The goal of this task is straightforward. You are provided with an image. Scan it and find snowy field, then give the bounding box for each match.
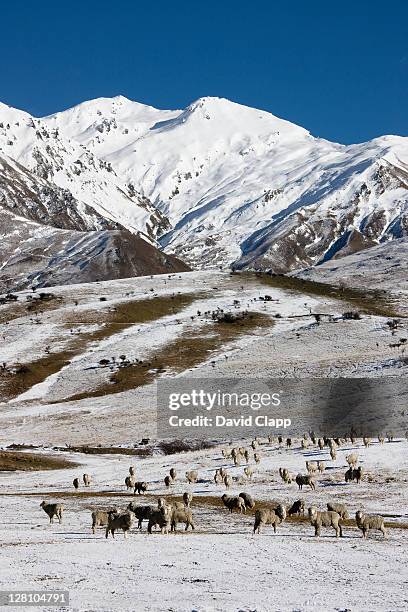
[0,438,408,611]
[0,270,407,446]
[1,270,407,610]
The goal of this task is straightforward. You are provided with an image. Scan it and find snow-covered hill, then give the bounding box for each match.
[0,154,188,291]
[0,101,169,241]
[44,95,408,271]
[2,95,408,279]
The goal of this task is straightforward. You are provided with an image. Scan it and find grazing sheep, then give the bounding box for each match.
[346,452,359,468]
[296,474,316,491]
[222,448,231,459]
[279,467,294,484]
[40,501,63,524]
[244,449,250,463]
[125,476,135,491]
[129,466,135,476]
[278,435,283,445]
[169,468,177,481]
[73,477,80,490]
[363,437,371,448]
[306,461,318,474]
[183,492,193,507]
[239,492,255,510]
[244,466,253,479]
[147,507,171,534]
[91,509,112,533]
[330,447,337,461]
[318,438,324,450]
[170,505,195,531]
[268,435,275,444]
[105,511,134,539]
[387,431,394,443]
[378,435,385,445]
[134,481,148,495]
[83,473,91,487]
[251,440,258,450]
[345,466,364,484]
[288,499,305,516]
[222,494,246,514]
[231,448,239,461]
[317,461,325,473]
[233,454,241,467]
[308,506,342,537]
[301,439,309,450]
[127,503,153,529]
[164,475,172,488]
[355,510,386,539]
[157,497,169,511]
[286,438,292,448]
[253,504,286,534]
[214,469,223,485]
[219,467,227,479]
[185,470,198,484]
[327,502,349,519]
[224,475,232,489]
[254,453,261,464]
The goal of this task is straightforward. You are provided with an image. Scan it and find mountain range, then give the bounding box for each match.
[0,95,407,290]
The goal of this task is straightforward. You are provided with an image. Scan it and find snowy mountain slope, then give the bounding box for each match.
[0,154,188,291]
[2,95,408,274]
[45,95,408,271]
[294,236,408,294]
[0,101,169,241]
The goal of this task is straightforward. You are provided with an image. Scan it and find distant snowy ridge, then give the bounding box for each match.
[1,95,408,279]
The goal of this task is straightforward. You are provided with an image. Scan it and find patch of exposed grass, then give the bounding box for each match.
[0,451,79,471]
[0,293,200,402]
[63,311,273,402]
[0,295,63,324]
[251,272,405,318]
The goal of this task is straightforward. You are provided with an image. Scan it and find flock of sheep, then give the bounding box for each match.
[39,432,393,541]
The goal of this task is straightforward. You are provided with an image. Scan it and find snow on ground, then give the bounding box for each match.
[0,438,408,611]
[1,270,407,446]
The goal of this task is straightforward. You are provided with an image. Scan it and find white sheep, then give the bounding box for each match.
[185,470,198,484]
[253,504,286,534]
[327,502,349,519]
[355,511,386,539]
[308,506,342,537]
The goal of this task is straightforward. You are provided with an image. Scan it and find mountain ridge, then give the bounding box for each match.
[1,95,407,284]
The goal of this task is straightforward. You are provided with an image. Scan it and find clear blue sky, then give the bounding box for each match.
[1,0,407,143]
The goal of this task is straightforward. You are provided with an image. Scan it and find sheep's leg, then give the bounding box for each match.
[105,528,109,539]
[124,530,127,539]
[314,525,320,537]
[339,524,343,537]
[381,526,387,539]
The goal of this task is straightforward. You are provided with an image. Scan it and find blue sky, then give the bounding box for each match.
[1,0,407,143]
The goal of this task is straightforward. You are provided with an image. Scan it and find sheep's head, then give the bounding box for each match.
[308,506,318,519]
[40,501,45,508]
[355,510,364,522]
[276,504,286,520]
